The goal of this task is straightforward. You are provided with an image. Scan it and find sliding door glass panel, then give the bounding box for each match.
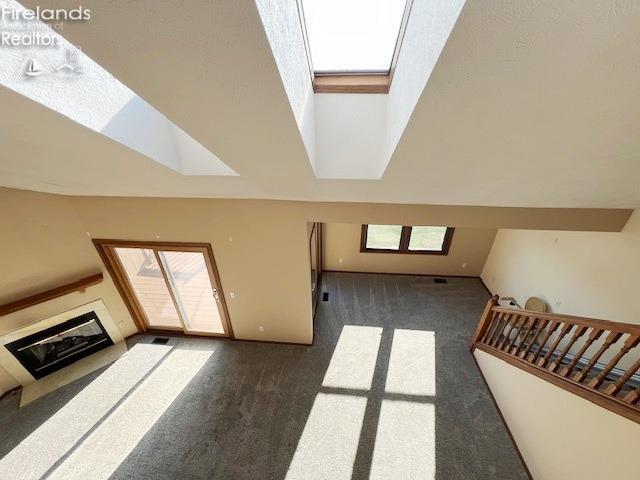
[159,251,225,334]
[114,247,182,329]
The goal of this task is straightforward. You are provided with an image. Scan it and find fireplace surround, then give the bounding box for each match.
[5,311,114,380]
[0,299,126,406]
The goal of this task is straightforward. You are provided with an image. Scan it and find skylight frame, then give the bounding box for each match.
[297,0,414,93]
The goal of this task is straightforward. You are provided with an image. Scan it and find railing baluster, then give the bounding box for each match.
[604,355,640,396]
[481,311,501,344]
[559,328,603,377]
[520,318,547,359]
[538,322,572,368]
[513,316,536,356]
[572,331,623,383]
[587,334,640,389]
[497,313,517,350]
[489,312,509,347]
[505,314,525,352]
[548,325,588,373]
[528,320,559,363]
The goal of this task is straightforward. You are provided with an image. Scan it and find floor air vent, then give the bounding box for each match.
[433,278,448,284]
[152,337,170,345]
[322,292,329,301]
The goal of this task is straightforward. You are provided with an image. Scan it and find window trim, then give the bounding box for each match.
[313,74,390,94]
[298,0,415,94]
[360,225,455,255]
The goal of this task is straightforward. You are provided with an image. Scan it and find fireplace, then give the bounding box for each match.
[5,311,114,380]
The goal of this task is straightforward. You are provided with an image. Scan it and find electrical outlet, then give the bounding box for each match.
[258,325,264,332]
[229,291,236,299]
[339,257,343,264]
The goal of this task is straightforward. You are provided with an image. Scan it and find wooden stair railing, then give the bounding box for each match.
[471,295,640,423]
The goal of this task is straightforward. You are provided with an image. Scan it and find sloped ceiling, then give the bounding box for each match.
[3,0,640,208]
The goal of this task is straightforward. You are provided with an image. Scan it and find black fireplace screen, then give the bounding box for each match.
[5,311,114,379]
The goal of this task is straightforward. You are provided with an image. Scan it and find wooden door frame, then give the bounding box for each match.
[93,239,234,338]
[309,222,322,320]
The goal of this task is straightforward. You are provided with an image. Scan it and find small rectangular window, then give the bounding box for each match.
[361,225,454,255]
[365,224,403,251]
[408,226,448,252]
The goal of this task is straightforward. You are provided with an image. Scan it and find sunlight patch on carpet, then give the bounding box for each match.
[48,346,213,480]
[322,325,382,390]
[285,392,367,480]
[385,329,436,396]
[370,400,435,479]
[0,343,170,480]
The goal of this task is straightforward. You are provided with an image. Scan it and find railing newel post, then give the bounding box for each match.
[470,294,499,352]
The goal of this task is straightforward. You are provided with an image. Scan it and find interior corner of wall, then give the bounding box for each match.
[622,209,640,234]
[0,364,19,396]
[301,85,317,173]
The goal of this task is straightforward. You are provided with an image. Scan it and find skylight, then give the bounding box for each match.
[0,0,237,176]
[301,0,408,74]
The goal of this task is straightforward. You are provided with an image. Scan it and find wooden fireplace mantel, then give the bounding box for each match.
[0,273,103,317]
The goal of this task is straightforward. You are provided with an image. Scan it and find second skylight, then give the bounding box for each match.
[301,0,408,74]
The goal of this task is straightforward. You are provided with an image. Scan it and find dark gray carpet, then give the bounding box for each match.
[0,272,528,479]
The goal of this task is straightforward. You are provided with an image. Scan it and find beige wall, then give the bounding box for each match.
[0,187,633,395]
[481,210,640,324]
[323,223,496,276]
[0,189,314,394]
[0,191,139,395]
[475,349,640,480]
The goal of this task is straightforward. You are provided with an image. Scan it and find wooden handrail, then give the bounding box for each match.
[0,273,103,317]
[471,297,640,423]
[491,306,640,336]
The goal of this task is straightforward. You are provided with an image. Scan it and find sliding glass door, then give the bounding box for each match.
[159,250,225,334]
[96,241,232,337]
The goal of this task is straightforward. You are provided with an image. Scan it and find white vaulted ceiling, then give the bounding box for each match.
[2,0,640,208]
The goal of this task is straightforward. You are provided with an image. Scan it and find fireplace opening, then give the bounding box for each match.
[5,311,114,380]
